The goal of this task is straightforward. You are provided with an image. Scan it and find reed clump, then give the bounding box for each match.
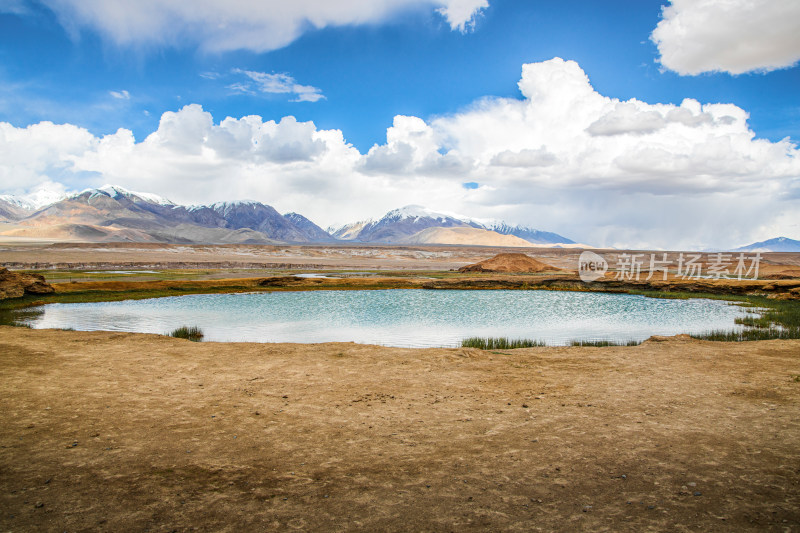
[169,325,204,342]
[461,337,546,349]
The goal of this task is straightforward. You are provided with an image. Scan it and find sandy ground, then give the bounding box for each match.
[1,243,798,278]
[1,327,799,531]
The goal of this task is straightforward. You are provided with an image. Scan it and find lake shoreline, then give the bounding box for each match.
[3,272,799,310]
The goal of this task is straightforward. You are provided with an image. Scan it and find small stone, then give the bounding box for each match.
[582,505,592,512]
[687,482,697,487]
[621,474,627,479]
[34,502,44,508]
[693,491,702,497]
[647,505,655,510]
[522,404,529,408]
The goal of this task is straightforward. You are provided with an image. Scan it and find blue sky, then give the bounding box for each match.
[3,0,797,150]
[0,0,799,249]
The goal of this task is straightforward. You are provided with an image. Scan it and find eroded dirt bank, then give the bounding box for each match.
[1,327,798,531]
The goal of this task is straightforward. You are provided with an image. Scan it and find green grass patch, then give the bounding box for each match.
[169,325,204,342]
[461,337,547,349]
[570,339,641,347]
[690,296,800,342]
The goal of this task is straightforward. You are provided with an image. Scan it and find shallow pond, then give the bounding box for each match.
[18,289,747,347]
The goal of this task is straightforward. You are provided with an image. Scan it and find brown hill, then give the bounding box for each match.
[0,268,55,300]
[458,253,562,273]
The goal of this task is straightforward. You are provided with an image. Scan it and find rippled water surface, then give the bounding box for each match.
[21,289,746,347]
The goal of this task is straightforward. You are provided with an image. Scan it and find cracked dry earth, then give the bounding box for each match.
[1,327,799,531]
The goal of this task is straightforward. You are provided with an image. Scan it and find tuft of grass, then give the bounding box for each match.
[692,327,799,342]
[169,325,204,342]
[570,339,641,347]
[461,337,547,350]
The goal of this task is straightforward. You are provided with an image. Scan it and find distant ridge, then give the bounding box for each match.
[330,205,576,246]
[1,188,578,247]
[0,185,334,244]
[734,237,800,253]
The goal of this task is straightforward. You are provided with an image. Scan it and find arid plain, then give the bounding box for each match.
[1,242,800,531]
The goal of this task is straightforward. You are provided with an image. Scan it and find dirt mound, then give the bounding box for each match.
[458,253,562,273]
[0,268,55,299]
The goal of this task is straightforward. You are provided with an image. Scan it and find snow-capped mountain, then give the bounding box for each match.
[78,184,175,206]
[330,205,483,243]
[330,205,575,246]
[1,188,577,247]
[1,182,70,212]
[4,185,335,244]
[481,221,575,245]
[0,197,29,222]
[734,237,800,253]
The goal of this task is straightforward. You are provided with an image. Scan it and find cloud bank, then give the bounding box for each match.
[32,0,489,52]
[652,0,800,75]
[1,58,798,249]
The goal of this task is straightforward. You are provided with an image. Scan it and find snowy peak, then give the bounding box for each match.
[331,205,575,245]
[210,200,262,210]
[0,195,34,211]
[481,221,575,245]
[385,205,468,223]
[0,184,69,211]
[329,220,373,240]
[72,184,175,206]
[735,236,800,252]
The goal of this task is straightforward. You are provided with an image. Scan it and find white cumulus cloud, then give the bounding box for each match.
[437,0,488,32]
[651,0,800,75]
[32,0,490,52]
[1,58,798,249]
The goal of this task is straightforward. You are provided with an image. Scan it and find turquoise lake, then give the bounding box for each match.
[19,289,748,347]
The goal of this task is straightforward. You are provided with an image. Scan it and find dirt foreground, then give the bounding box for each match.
[1,327,799,531]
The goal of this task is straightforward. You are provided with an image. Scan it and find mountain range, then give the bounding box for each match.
[733,237,800,253]
[328,205,579,247]
[0,185,578,247]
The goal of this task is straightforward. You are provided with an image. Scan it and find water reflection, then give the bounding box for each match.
[18,289,746,348]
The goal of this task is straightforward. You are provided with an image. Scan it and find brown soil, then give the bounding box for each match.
[1,327,799,531]
[458,252,563,273]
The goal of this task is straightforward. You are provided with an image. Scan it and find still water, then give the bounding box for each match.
[20,289,746,347]
[18,289,744,347]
